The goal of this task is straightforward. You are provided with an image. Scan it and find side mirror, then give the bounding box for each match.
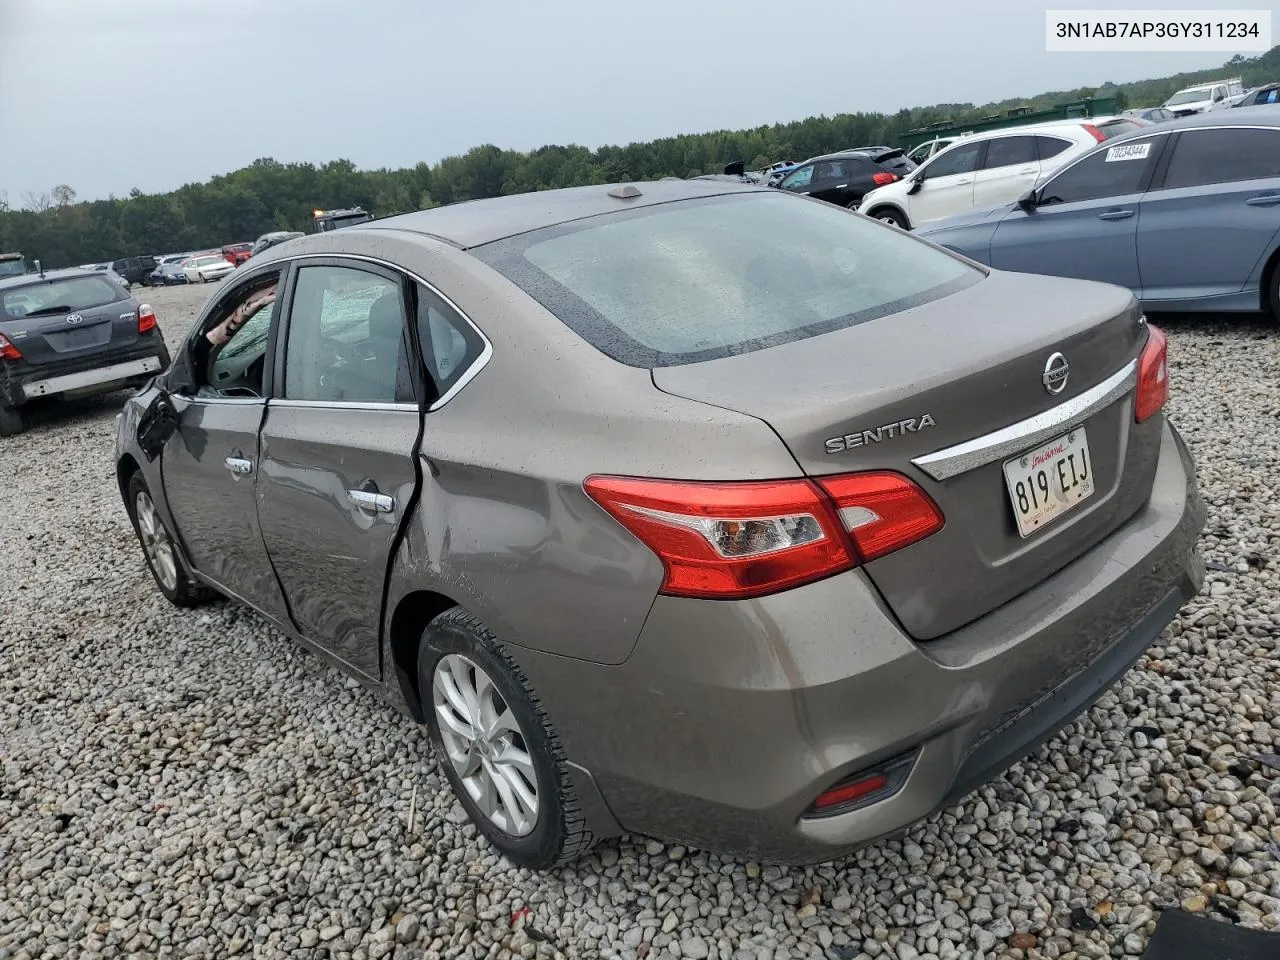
[1017,188,1038,212]
[907,176,923,195]
[166,347,197,398]
[136,391,179,461]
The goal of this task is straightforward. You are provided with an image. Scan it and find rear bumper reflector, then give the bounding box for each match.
[22,356,162,399]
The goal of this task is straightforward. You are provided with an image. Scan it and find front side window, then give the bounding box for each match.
[1039,138,1160,205]
[924,142,983,179]
[283,265,412,403]
[203,273,283,398]
[475,192,982,368]
[982,136,1037,169]
[1163,128,1280,190]
[1,275,125,318]
[780,165,814,190]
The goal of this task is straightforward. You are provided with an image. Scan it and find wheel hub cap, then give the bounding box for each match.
[135,490,178,591]
[432,653,539,837]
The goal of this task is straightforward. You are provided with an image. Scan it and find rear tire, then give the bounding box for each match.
[0,403,23,437]
[419,608,597,869]
[125,472,216,607]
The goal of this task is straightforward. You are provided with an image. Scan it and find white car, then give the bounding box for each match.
[905,135,970,165]
[182,254,235,284]
[857,116,1146,231]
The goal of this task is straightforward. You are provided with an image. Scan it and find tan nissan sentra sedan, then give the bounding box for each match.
[115,179,1205,868]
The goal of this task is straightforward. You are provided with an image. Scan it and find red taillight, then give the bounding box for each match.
[817,472,944,563]
[872,172,899,187]
[1082,123,1107,143]
[583,471,942,600]
[814,773,889,810]
[0,332,21,361]
[1135,323,1168,423]
[138,304,157,333]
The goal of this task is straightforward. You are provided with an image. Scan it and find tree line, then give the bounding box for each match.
[3,45,1278,269]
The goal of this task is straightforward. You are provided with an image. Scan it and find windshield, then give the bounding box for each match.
[2,275,126,318]
[1167,88,1211,106]
[0,259,25,278]
[475,192,981,367]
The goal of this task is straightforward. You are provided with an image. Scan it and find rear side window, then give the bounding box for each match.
[1163,128,1280,189]
[1035,136,1073,159]
[1,276,125,318]
[780,165,814,190]
[982,136,1037,169]
[1040,138,1160,205]
[475,193,982,368]
[414,284,486,401]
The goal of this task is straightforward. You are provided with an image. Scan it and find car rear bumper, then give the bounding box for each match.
[1,338,171,407]
[513,418,1205,862]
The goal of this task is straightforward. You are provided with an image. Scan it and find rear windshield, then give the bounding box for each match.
[474,192,982,367]
[2,275,126,318]
[1095,119,1144,139]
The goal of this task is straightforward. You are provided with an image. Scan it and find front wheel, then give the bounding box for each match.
[125,472,216,607]
[419,608,597,869]
[868,207,909,229]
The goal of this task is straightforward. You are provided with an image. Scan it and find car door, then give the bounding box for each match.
[255,259,424,678]
[806,159,851,206]
[987,133,1167,292]
[1137,126,1280,302]
[160,266,292,622]
[971,135,1040,210]
[904,139,984,226]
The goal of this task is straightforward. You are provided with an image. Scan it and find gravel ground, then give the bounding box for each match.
[3,283,1280,960]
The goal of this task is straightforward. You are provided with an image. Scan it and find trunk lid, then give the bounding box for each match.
[652,270,1158,640]
[0,275,138,367]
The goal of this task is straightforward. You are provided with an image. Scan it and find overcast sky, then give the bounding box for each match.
[0,0,1261,205]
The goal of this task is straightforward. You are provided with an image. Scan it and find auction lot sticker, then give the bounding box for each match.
[1046,10,1271,52]
[1106,143,1152,163]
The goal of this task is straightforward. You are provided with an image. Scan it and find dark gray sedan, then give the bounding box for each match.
[916,107,1280,318]
[115,179,1204,868]
[0,268,171,435]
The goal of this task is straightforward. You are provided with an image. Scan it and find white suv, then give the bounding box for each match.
[858,117,1146,230]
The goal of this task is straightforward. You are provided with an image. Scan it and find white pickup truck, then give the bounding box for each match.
[1163,77,1245,116]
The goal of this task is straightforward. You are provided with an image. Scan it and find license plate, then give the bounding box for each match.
[1003,428,1094,538]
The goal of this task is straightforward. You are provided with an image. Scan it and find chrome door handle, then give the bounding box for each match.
[347,489,395,513]
[224,456,253,476]
[955,178,973,184]
[1097,209,1134,221]
[1246,194,1280,206]
[835,183,848,188]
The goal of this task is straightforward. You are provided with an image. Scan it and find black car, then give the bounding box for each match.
[0,268,171,435]
[772,151,906,208]
[111,255,159,286]
[841,145,918,177]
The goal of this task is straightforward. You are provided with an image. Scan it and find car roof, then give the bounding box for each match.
[1104,103,1280,143]
[0,268,106,291]
[360,178,765,249]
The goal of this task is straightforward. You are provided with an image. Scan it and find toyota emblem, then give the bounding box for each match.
[65,314,83,325]
[1042,352,1069,395]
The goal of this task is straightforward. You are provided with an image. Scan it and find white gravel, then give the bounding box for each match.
[3,285,1280,960]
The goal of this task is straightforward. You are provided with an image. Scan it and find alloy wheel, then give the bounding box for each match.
[432,653,540,836]
[135,490,178,591]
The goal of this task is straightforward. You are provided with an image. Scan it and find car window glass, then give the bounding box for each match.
[204,274,284,398]
[284,264,413,403]
[1039,140,1158,204]
[1,275,125,317]
[1035,136,1073,159]
[924,142,982,179]
[780,165,814,190]
[814,160,848,181]
[981,136,1037,170]
[414,284,485,401]
[1163,128,1280,189]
